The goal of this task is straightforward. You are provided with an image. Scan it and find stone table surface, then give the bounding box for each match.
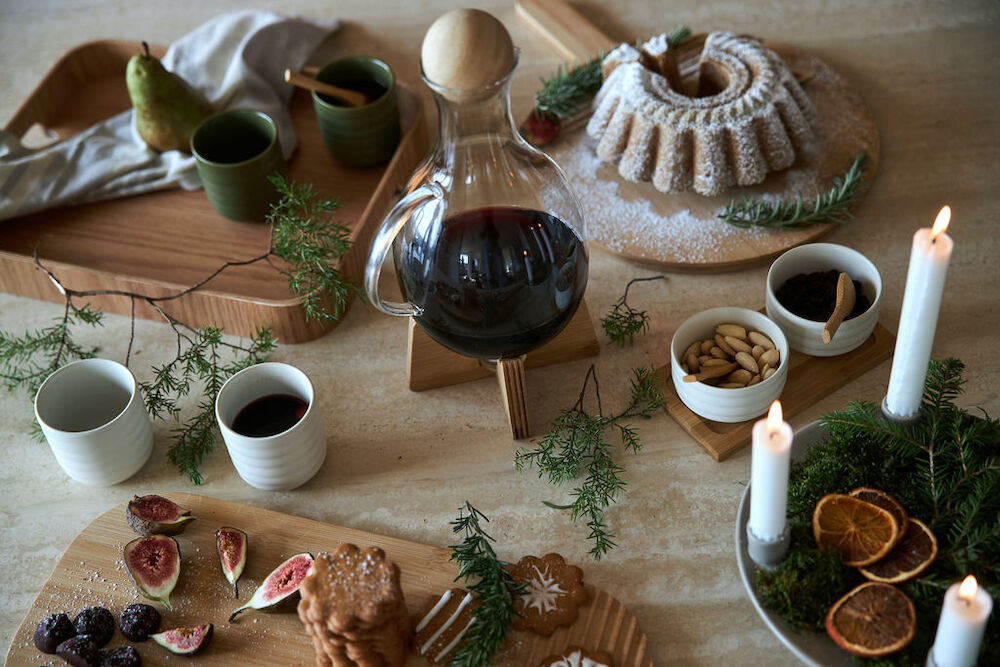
[1,0,998,664]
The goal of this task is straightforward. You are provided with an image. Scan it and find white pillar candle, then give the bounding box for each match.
[930,575,993,667]
[885,206,954,418]
[748,401,793,541]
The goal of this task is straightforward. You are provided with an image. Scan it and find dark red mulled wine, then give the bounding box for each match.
[231,393,308,438]
[395,206,588,360]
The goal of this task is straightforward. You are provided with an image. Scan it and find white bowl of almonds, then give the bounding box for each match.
[670,307,789,423]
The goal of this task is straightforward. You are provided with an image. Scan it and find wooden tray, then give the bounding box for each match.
[6,493,652,666]
[517,0,880,273]
[658,321,895,461]
[0,40,430,343]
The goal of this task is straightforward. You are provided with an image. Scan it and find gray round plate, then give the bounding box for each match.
[735,420,854,666]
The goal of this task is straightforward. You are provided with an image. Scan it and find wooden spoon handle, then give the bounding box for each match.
[283,70,367,107]
[823,272,856,343]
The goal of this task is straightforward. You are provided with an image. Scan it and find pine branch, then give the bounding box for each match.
[600,275,664,346]
[757,358,1000,663]
[516,365,665,558]
[447,502,523,667]
[719,152,869,229]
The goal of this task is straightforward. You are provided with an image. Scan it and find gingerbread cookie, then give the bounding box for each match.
[412,587,478,664]
[540,645,615,667]
[507,553,588,636]
[297,544,411,666]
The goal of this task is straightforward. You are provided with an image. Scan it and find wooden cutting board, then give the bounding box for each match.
[6,493,652,666]
[516,0,880,273]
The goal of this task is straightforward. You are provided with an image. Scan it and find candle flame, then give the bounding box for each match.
[767,400,783,431]
[931,205,951,240]
[959,575,978,601]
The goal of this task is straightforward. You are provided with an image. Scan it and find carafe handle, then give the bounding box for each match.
[364,183,445,317]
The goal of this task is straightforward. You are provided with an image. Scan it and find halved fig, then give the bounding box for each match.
[216,526,248,597]
[124,535,181,610]
[229,552,314,622]
[126,494,195,536]
[151,623,213,655]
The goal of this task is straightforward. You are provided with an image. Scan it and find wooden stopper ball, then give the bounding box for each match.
[421,9,515,91]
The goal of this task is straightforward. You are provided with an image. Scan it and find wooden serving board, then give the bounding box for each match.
[0,40,429,343]
[657,321,895,461]
[517,0,880,273]
[6,493,652,666]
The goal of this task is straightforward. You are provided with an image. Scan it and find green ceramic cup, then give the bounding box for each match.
[191,110,286,223]
[312,57,400,169]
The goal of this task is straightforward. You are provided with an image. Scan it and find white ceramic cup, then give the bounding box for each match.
[215,362,326,491]
[34,358,154,486]
[765,243,882,357]
[670,307,789,423]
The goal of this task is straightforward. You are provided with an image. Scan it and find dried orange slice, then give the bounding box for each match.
[849,487,909,536]
[812,493,900,566]
[825,582,916,657]
[859,518,938,583]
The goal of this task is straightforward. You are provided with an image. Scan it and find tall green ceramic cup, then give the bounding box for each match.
[191,110,285,223]
[312,57,400,169]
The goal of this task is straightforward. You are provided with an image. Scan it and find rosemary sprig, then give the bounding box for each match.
[515,365,666,558]
[0,176,355,484]
[719,151,869,228]
[448,502,523,667]
[600,275,664,346]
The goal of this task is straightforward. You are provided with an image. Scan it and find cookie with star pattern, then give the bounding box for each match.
[506,553,588,636]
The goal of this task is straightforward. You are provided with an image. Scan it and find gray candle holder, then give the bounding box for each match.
[746,522,790,570]
[881,396,920,424]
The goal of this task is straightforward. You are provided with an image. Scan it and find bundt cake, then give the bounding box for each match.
[586,31,816,197]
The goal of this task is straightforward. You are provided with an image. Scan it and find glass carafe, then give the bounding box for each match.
[364,52,588,361]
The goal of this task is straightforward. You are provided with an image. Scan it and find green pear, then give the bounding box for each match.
[126,42,214,152]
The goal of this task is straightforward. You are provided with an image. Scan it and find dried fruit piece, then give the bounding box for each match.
[56,635,100,666]
[98,645,142,667]
[119,603,161,642]
[124,535,181,610]
[825,582,916,657]
[848,487,909,536]
[151,624,213,655]
[813,494,900,567]
[230,552,314,622]
[126,495,195,536]
[216,526,248,597]
[33,612,75,654]
[73,606,115,647]
[859,518,938,584]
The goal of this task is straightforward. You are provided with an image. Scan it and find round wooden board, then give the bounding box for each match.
[7,493,652,666]
[548,39,880,273]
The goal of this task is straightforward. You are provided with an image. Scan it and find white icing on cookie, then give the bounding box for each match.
[415,589,452,633]
[548,648,611,667]
[435,617,475,662]
[420,592,473,654]
[523,563,567,613]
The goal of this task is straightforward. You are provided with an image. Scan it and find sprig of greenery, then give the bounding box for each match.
[1,303,102,393]
[600,275,664,346]
[515,365,666,558]
[755,359,1000,664]
[719,152,869,229]
[448,502,523,667]
[268,174,359,323]
[0,177,355,484]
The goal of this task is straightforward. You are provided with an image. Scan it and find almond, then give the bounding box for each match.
[716,324,747,339]
[760,348,780,368]
[700,339,714,354]
[735,351,759,373]
[714,334,736,356]
[682,363,689,374]
[752,344,765,360]
[684,341,702,361]
[686,353,700,373]
[703,358,732,367]
[762,366,776,380]
[747,374,762,386]
[698,354,713,365]
[748,331,775,350]
[726,369,753,384]
[719,382,746,389]
[710,346,729,359]
[725,335,753,354]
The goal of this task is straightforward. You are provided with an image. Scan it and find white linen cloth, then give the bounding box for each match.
[0,10,338,221]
